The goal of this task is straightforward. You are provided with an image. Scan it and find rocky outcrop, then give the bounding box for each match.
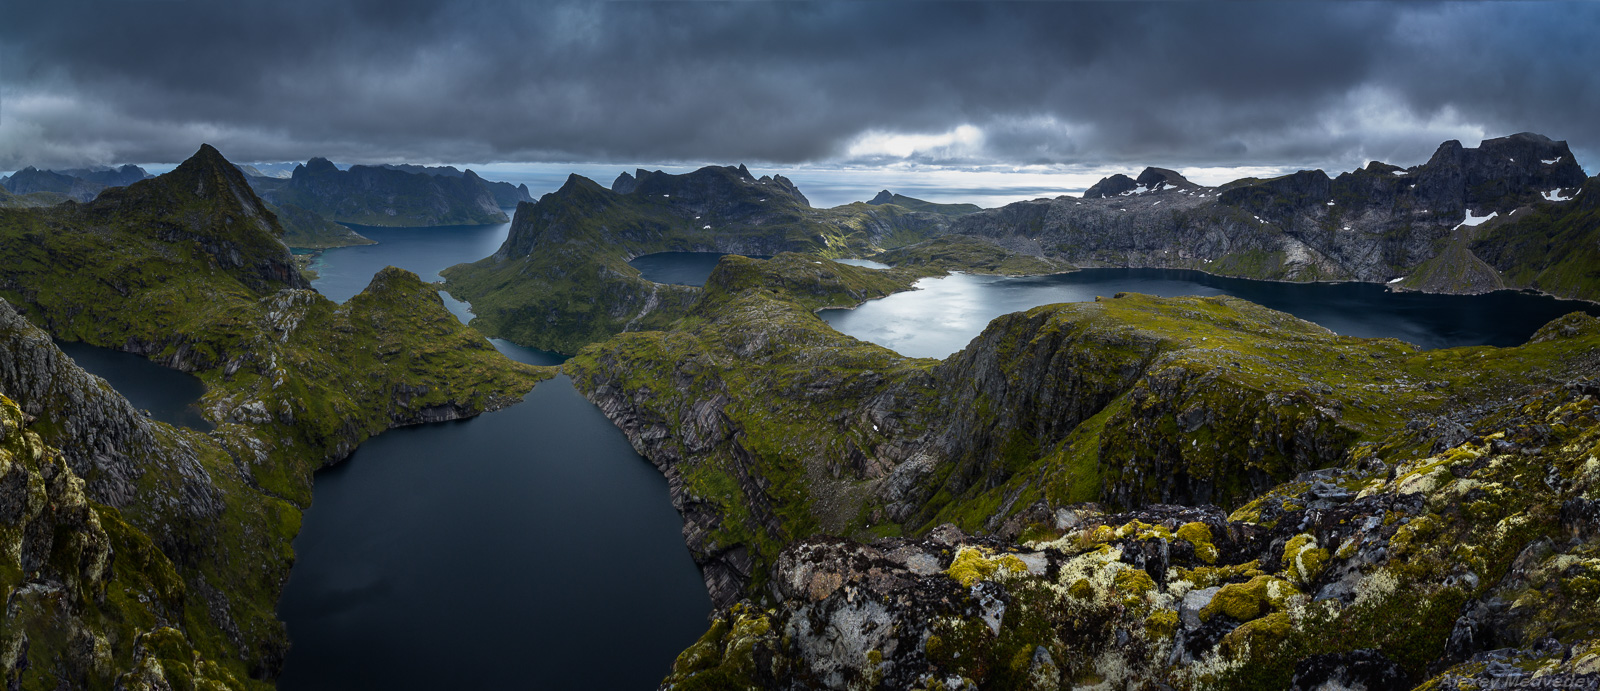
[0,300,219,515]
[666,374,1600,690]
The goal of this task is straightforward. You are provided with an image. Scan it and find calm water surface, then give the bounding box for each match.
[835,258,891,270]
[629,252,768,286]
[820,268,1600,359]
[276,376,710,690]
[53,340,213,430]
[287,223,708,687]
[309,222,514,303]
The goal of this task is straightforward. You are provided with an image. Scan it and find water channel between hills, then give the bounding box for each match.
[818,267,1600,359]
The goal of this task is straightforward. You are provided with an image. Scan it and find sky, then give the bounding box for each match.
[2,1,1596,206]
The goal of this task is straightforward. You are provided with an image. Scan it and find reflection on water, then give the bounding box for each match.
[53,340,214,431]
[820,268,1600,359]
[276,376,709,690]
[835,258,891,270]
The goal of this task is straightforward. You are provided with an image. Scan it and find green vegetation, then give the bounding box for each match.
[865,190,984,217]
[1472,177,1600,301]
[268,202,374,249]
[879,235,1073,275]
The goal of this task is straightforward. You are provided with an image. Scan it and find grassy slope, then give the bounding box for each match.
[269,202,374,249]
[868,192,983,217]
[1471,178,1600,301]
[0,147,548,689]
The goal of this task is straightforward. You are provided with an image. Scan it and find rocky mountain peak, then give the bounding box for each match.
[1136,167,1199,191]
[300,157,339,175]
[868,190,896,205]
[611,171,639,194]
[1082,173,1138,199]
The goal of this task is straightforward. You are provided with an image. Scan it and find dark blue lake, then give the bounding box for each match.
[53,339,213,430]
[279,222,710,687]
[819,267,1600,359]
[276,376,710,690]
[629,252,769,286]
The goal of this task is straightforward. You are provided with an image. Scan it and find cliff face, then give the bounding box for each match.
[946,133,1591,294]
[1471,176,1600,301]
[443,166,955,354]
[246,157,510,227]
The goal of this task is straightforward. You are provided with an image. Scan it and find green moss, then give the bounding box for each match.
[1282,534,1330,585]
[947,546,1027,588]
[1201,575,1300,623]
[1176,522,1219,564]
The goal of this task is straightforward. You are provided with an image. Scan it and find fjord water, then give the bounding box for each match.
[305,222,514,302]
[53,340,213,430]
[820,268,1600,359]
[305,219,564,366]
[276,376,710,690]
[286,222,708,686]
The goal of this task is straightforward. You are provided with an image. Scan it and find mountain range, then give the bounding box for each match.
[0,164,152,203]
[242,158,513,227]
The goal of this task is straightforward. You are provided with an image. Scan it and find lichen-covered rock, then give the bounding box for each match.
[666,375,1600,689]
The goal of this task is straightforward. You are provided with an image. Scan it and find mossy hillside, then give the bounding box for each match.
[566,255,944,605]
[267,202,373,250]
[0,185,72,209]
[0,394,268,690]
[877,235,1073,276]
[914,295,1600,536]
[1393,226,1507,295]
[1472,177,1600,301]
[667,378,1600,689]
[442,168,956,354]
[569,247,1600,612]
[864,190,984,218]
[0,148,548,686]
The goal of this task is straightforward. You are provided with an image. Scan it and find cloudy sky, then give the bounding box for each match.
[3,1,1596,191]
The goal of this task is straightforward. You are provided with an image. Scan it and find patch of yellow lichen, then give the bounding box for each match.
[946,546,1028,588]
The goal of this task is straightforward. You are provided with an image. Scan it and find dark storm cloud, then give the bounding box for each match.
[1,1,1596,173]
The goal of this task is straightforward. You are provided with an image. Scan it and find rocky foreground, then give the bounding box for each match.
[665,373,1600,689]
